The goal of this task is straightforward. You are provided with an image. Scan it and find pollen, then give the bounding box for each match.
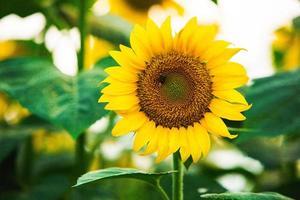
[137,51,213,128]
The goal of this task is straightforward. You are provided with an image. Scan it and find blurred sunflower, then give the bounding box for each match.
[105,0,184,24]
[99,17,250,163]
[0,41,29,124]
[33,129,75,154]
[85,35,114,70]
[272,22,300,71]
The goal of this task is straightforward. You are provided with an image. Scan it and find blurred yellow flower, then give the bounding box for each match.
[33,129,75,154]
[272,25,300,71]
[99,17,250,163]
[0,41,21,60]
[85,35,114,70]
[0,41,29,124]
[105,0,184,24]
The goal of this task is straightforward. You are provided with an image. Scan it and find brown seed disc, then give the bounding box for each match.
[137,51,213,128]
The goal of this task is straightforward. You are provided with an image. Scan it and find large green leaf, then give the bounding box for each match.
[238,69,300,141]
[0,126,32,163]
[201,192,293,200]
[0,57,108,138]
[74,167,175,187]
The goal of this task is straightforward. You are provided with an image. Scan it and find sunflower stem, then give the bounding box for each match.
[172,152,184,200]
[155,180,170,200]
[78,0,87,71]
[74,0,88,177]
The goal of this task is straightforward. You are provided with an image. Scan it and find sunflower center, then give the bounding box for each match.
[159,72,190,103]
[125,0,163,11]
[137,51,213,128]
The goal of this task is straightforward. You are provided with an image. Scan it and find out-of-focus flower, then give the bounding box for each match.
[99,17,250,163]
[85,35,114,70]
[0,40,23,60]
[0,42,29,124]
[272,23,300,71]
[33,129,75,154]
[96,0,184,24]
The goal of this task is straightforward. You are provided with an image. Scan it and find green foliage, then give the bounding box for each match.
[292,16,300,30]
[201,192,293,200]
[0,126,32,163]
[237,68,300,141]
[0,57,108,138]
[211,0,218,5]
[94,56,118,69]
[88,15,132,46]
[74,167,175,187]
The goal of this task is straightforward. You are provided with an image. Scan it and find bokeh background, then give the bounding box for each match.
[0,0,300,199]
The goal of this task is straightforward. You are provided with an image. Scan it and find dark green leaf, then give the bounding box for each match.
[201,192,293,200]
[94,56,118,69]
[238,69,300,141]
[74,167,175,187]
[0,57,108,138]
[0,126,32,163]
[183,156,193,170]
[90,15,132,46]
[292,16,300,31]
[211,0,218,5]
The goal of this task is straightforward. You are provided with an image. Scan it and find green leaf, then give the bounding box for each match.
[201,192,293,200]
[90,15,132,46]
[211,0,218,5]
[292,16,300,31]
[238,69,300,141]
[0,57,108,138]
[74,167,175,187]
[0,126,32,163]
[183,156,193,170]
[94,56,118,69]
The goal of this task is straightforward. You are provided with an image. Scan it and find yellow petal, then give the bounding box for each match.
[146,19,163,54]
[101,81,137,95]
[212,76,249,90]
[179,127,190,162]
[133,120,155,151]
[213,89,248,105]
[104,94,139,111]
[193,123,211,157]
[210,62,247,76]
[105,66,138,82]
[176,17,198,52]
[179,147,190,162]
[119,45,145,70]
[143,127,159,155]
[192,24,219,55]
[187,126,201,162]
[202,112,237,138]
[112,112,147,136]
[207,48,243,68]
[156,127,170,162]
[208,99,246,121]
[130,25,153,60]
[160,16,173,50]
[201,40,231,61]
[168,127,180,154]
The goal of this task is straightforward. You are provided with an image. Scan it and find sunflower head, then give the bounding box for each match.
[99,17,250,163]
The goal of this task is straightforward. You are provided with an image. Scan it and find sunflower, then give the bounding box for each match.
[99,17,250,163]
[106,0,183,24]
[272,25,300,71]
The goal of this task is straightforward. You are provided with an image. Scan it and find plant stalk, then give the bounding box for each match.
[78,0,87,71]
[172,152,183,200]
[74,0,88,177]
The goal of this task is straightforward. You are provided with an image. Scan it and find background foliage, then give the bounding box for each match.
[0,0,299,199]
